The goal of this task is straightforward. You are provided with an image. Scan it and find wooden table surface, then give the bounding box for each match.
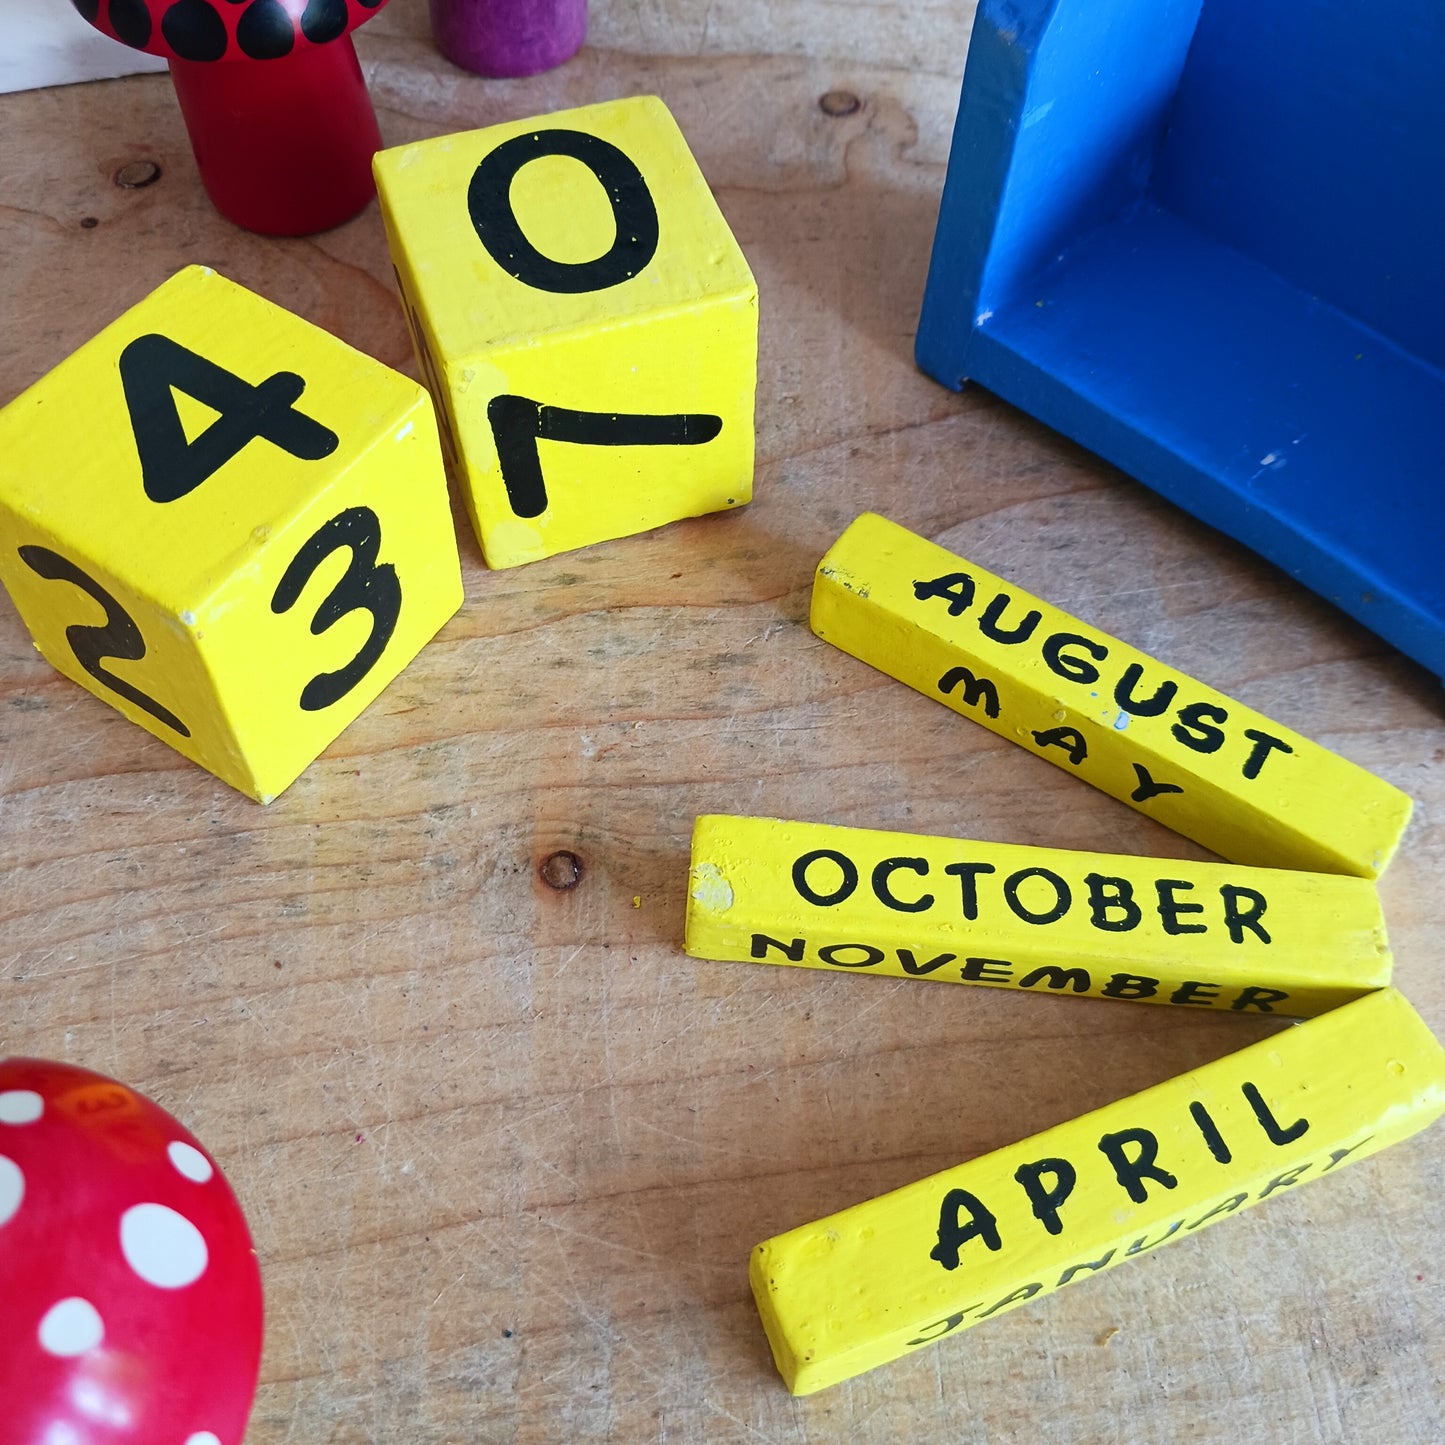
[2,3,1442,1441]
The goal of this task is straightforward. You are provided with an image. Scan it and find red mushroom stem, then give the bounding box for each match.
[168,37,382,236]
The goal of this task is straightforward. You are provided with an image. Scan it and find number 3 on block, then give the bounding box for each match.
[375,95,759,568]
[0,265,463,803]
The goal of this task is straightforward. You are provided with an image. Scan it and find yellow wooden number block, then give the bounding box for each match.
[751,987,1445,1395]
[686,815,1391,1017]
[374,96,758,569]
[812,513,1412,877]
[0,266,462,803]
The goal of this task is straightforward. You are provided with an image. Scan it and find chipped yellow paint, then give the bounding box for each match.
[0,266,461,802]
[751,988,1445,1394]
[810,513,1412,877]
[686,814,1391,1017]
[375,96,758,569]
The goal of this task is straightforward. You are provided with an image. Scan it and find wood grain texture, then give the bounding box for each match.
[0,4,1441,1441]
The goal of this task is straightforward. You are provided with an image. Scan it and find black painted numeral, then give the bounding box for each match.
[467,129,660,294]
[120,333,338,503]
[18,545,189,736]
[488,394,723,519]
[271,507,402,712]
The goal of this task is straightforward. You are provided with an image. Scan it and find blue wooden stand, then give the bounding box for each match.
[917,0,1445,682]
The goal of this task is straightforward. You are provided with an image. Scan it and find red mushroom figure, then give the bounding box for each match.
[71,0,392,235]
[0,1057,264,1445]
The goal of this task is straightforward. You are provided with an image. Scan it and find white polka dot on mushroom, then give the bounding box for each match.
[0,1154,23,1226]
[0,1090,43,1124]
[39,1297,104,1356]
[120,1203,209,1288]
[185,1434,222,1445]
[167,1140,215,1184]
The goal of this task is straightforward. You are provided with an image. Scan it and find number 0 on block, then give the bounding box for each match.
[374,96,758,568]
[0,266,462,802]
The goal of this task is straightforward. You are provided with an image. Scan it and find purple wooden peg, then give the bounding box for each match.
[430,0,587,77]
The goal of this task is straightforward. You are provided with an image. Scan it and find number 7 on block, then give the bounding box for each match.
[375,95,758,569]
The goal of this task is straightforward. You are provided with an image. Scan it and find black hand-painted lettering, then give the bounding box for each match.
[906,1308,978,1346]
[937,665,1000,718]
[488,394,722,520]
[978,1283,1042,1318]
[977,591,1041,644]
[1172,701,1228,753]
[1031,725,1088,764]
[1017,965,1090,993]
[1014,1157,1076,1235]
[1098,1127,1178,1203]
[959,956,1013,983]
[751,934,805,962]
[1130,762,1184,803]
[1220,884,1271,944]
[1125,1221,1184,1255]
[1230,986,1289,1012]
[119,333,337,503]
[911,572,976,616]
[1155,878,1206,935]
[931,1188,1002,1270]
[1322,1137,1372,1171]
[1257,1163,1312,1198]
[1101,972,1159,999]
[897,949,957,976]
[1041,630,1106,684]
[271,506,401,712]
[1189,1101,1232,1162]
[871,856,933,913]
[791,849,858,907]
[1114,662,1178,717]
[18,545,189,736]
[1084,873,1141,931]
[817,943,883,968]
[944,861,995,920]
[1170,980,1222,1007]
[1241,727,1294,779]
[1241,1081,1309,1145]
[1001,866,1071,924]
[1057,1249,1116,1285]
[468,129,659,293]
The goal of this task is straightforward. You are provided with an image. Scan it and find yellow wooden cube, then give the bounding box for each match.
[686,815,1392,1018]
[812,513,1413,877]
[373,96,758,569]
[0,266,462,803]
[752,987,1445,1394]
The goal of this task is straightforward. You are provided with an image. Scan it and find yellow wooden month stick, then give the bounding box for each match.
[750,988,1445,1394]
[687,814,1391,1017]
[811,513,1413,877]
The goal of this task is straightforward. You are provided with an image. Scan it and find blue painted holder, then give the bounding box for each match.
[917,0,1445,682]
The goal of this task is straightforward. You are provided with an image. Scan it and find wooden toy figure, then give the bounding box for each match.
[0,1057,264,1443]
[70,0,394,235]
[430,0,586,76]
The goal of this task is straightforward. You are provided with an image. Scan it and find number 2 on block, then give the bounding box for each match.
[17,545,189,736]
[119,333,338,504]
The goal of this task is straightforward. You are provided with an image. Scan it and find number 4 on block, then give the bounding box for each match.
[374,96,758,568]
[0,266,462,802]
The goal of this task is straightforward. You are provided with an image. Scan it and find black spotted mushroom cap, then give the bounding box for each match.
[71,0,390,63]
